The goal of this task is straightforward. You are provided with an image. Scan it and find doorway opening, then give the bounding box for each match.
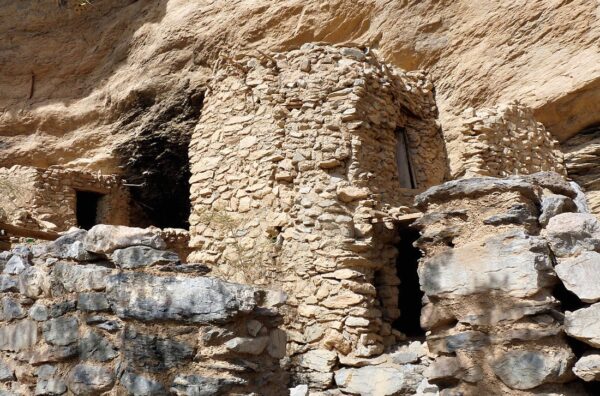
[393,224,425,338]
[76,190,104,230]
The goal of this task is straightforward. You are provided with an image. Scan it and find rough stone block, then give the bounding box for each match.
[106,273,258,323]
[573,353,600,382]
[120,371,166,396]
[77,293,109,312]
[43,316,79,346]
[52,263,111,293]
[83,225,166,254]
[492,349,573,390]
[67,364,115,395]
[555,251,600,303]
[565,303,600,347]
[334,365,424,396]
[0,319,37,352]
[545,213,600,257]
[419,231,554,298]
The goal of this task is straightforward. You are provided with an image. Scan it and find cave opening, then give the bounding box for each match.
[76,190,104,230]
[115,87,204,230]
[393,224,426,339]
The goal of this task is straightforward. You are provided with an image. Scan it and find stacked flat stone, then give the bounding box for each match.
[188,43,448,390]
[0,225,287,396]
[457,101,566,178]
[414,172,588,394]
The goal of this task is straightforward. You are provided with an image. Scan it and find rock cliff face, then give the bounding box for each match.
[1,0,598,175]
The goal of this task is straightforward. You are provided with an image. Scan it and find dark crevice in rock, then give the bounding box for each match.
[115,83,204,229]
[393,226,426,339]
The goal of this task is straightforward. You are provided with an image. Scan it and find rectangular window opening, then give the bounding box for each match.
[395,127,417,189]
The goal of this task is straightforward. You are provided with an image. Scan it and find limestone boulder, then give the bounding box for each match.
[492,348,574,390]
[565,303,600,347]
[419,230,555,298]
[555,251,600,303]
[334,365,424,396]
[573,353,600,382]
[106,273,259,323]
[83,225,166,255]
[545,213,600,257]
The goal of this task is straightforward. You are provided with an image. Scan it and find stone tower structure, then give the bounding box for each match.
[188,44,448,387]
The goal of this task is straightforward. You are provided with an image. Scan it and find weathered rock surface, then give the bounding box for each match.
[545,213,600,257]
[565,303,600,347]
[67,364,115,395]
[492,349,574,390]
[0,319,37,352]
[106,273,258,323]
[555,251,600,303]
[573,353,600,382]
[120,371,166,396]
[334,365,424,396]
[52,263,111,293]
[83,225,166,254]
[1,0,597,177]
[419,230,554,298]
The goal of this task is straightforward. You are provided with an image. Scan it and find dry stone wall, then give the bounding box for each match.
[188,44,448,389]
[0,225,287,396]
[414,172,594,395]
[454,101,566,179]
[0,165,128,232]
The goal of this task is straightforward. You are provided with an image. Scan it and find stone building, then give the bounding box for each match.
[2,42,600,395]
[187,43,577,393]
[0,165,129,232]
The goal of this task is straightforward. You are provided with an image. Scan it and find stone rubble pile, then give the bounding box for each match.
[414,172,591,395]
[0,225,287,395]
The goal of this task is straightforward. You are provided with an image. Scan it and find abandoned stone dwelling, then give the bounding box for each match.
[1,43,600,396]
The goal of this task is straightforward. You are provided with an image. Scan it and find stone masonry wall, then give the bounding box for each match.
[454,101,566,179]
[188,44,448,389]
[0,165,129,232]
[0,225,287,396]
[413,172,593,395]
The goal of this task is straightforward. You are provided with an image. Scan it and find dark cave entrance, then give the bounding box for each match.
[76,190,104,230]
[115,86,204,230]
[393,224,426,338]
